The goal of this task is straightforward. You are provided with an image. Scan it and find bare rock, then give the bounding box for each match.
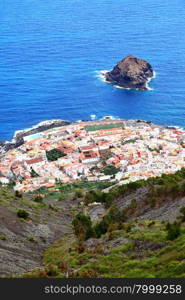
[105,55,154,90]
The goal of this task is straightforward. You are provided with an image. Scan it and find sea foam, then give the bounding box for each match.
[96,70,156,91]
[90,114,97,120]
[95,70,111,83]
[145,71,156,90]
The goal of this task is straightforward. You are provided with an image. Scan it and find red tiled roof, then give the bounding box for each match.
[81,145,97,151]
[26,158,43,165]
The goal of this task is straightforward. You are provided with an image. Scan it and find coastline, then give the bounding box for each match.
[0,119,70,154]
[0,116,181,155]
[1,115,185,194]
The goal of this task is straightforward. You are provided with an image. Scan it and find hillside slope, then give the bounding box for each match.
[28,220,185,278]
[0,181,111,277]
[0,186,77,277]
[18,169,185,278]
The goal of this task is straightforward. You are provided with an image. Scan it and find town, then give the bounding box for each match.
[1,119,185,192]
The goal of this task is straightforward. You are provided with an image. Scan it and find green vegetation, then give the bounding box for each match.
[33,181,114,201]
[15,190,22,198]
[0,187,48,214]
[166,222,181,241]
[106,167,185,206]
[27,236,36,242]
[85,123,123,132]
[17,209,29,219]
[94,205,127,238]
[30,167,39,178]
[101,165,120,175]
[3,168,185,278]
[122,138,138,145]
[23,220,185,278]
[33,195,43,203]
[179,207,185,222]
[0,234,7,241]
[74,188,85,198]
[72,214,94,241]
[85,190,114,208]
[69,168,185,215]
[147,145,163,153]
[72,206,126,240]
[46,148,67,161]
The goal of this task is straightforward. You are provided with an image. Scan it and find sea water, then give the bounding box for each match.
[0,0,185,140]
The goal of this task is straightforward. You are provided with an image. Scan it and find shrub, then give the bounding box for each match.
[27,236,36,242]
[166,222,181,241]
[109,205,126,222]
[107,223,120,234]
[75,188,84,198]
[94,215,112,238]
[148,221,155,227]
[130,199,137,208]
[79,269,98,278]
[123,223,132,232]
[84,190,97,204]
[15,190,22,198]
[102,165,120,175]
[103,192,115,208]
[84,190,114,208]
[145,197,156,208]
[168,183,180,198]
[0,235,7,241]
[58,195,66,201]
[179,207,185,222]
[17,209,29,219]
[33,195,43,203]
[76,240,85,253]
[45,265,60,277]
[72,214,94,241]
[94,206,126,238]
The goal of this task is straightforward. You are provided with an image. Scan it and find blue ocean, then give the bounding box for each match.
[0,0,185,140]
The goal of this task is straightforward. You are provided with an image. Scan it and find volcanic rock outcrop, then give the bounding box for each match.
[105,55,154,90]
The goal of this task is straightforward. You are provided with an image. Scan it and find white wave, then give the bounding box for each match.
[96,69,156,91]
[95,70,110,74]
[114,85,132,90]
[145,81,153,91]
[153,71,157,78]
[145,70,156,90]
[90,114,97,120]
[95,70,111,83]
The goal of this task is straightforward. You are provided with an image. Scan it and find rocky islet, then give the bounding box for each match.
[105,55,154,90]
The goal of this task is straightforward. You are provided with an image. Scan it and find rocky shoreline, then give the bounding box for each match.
[0,120,70,154]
